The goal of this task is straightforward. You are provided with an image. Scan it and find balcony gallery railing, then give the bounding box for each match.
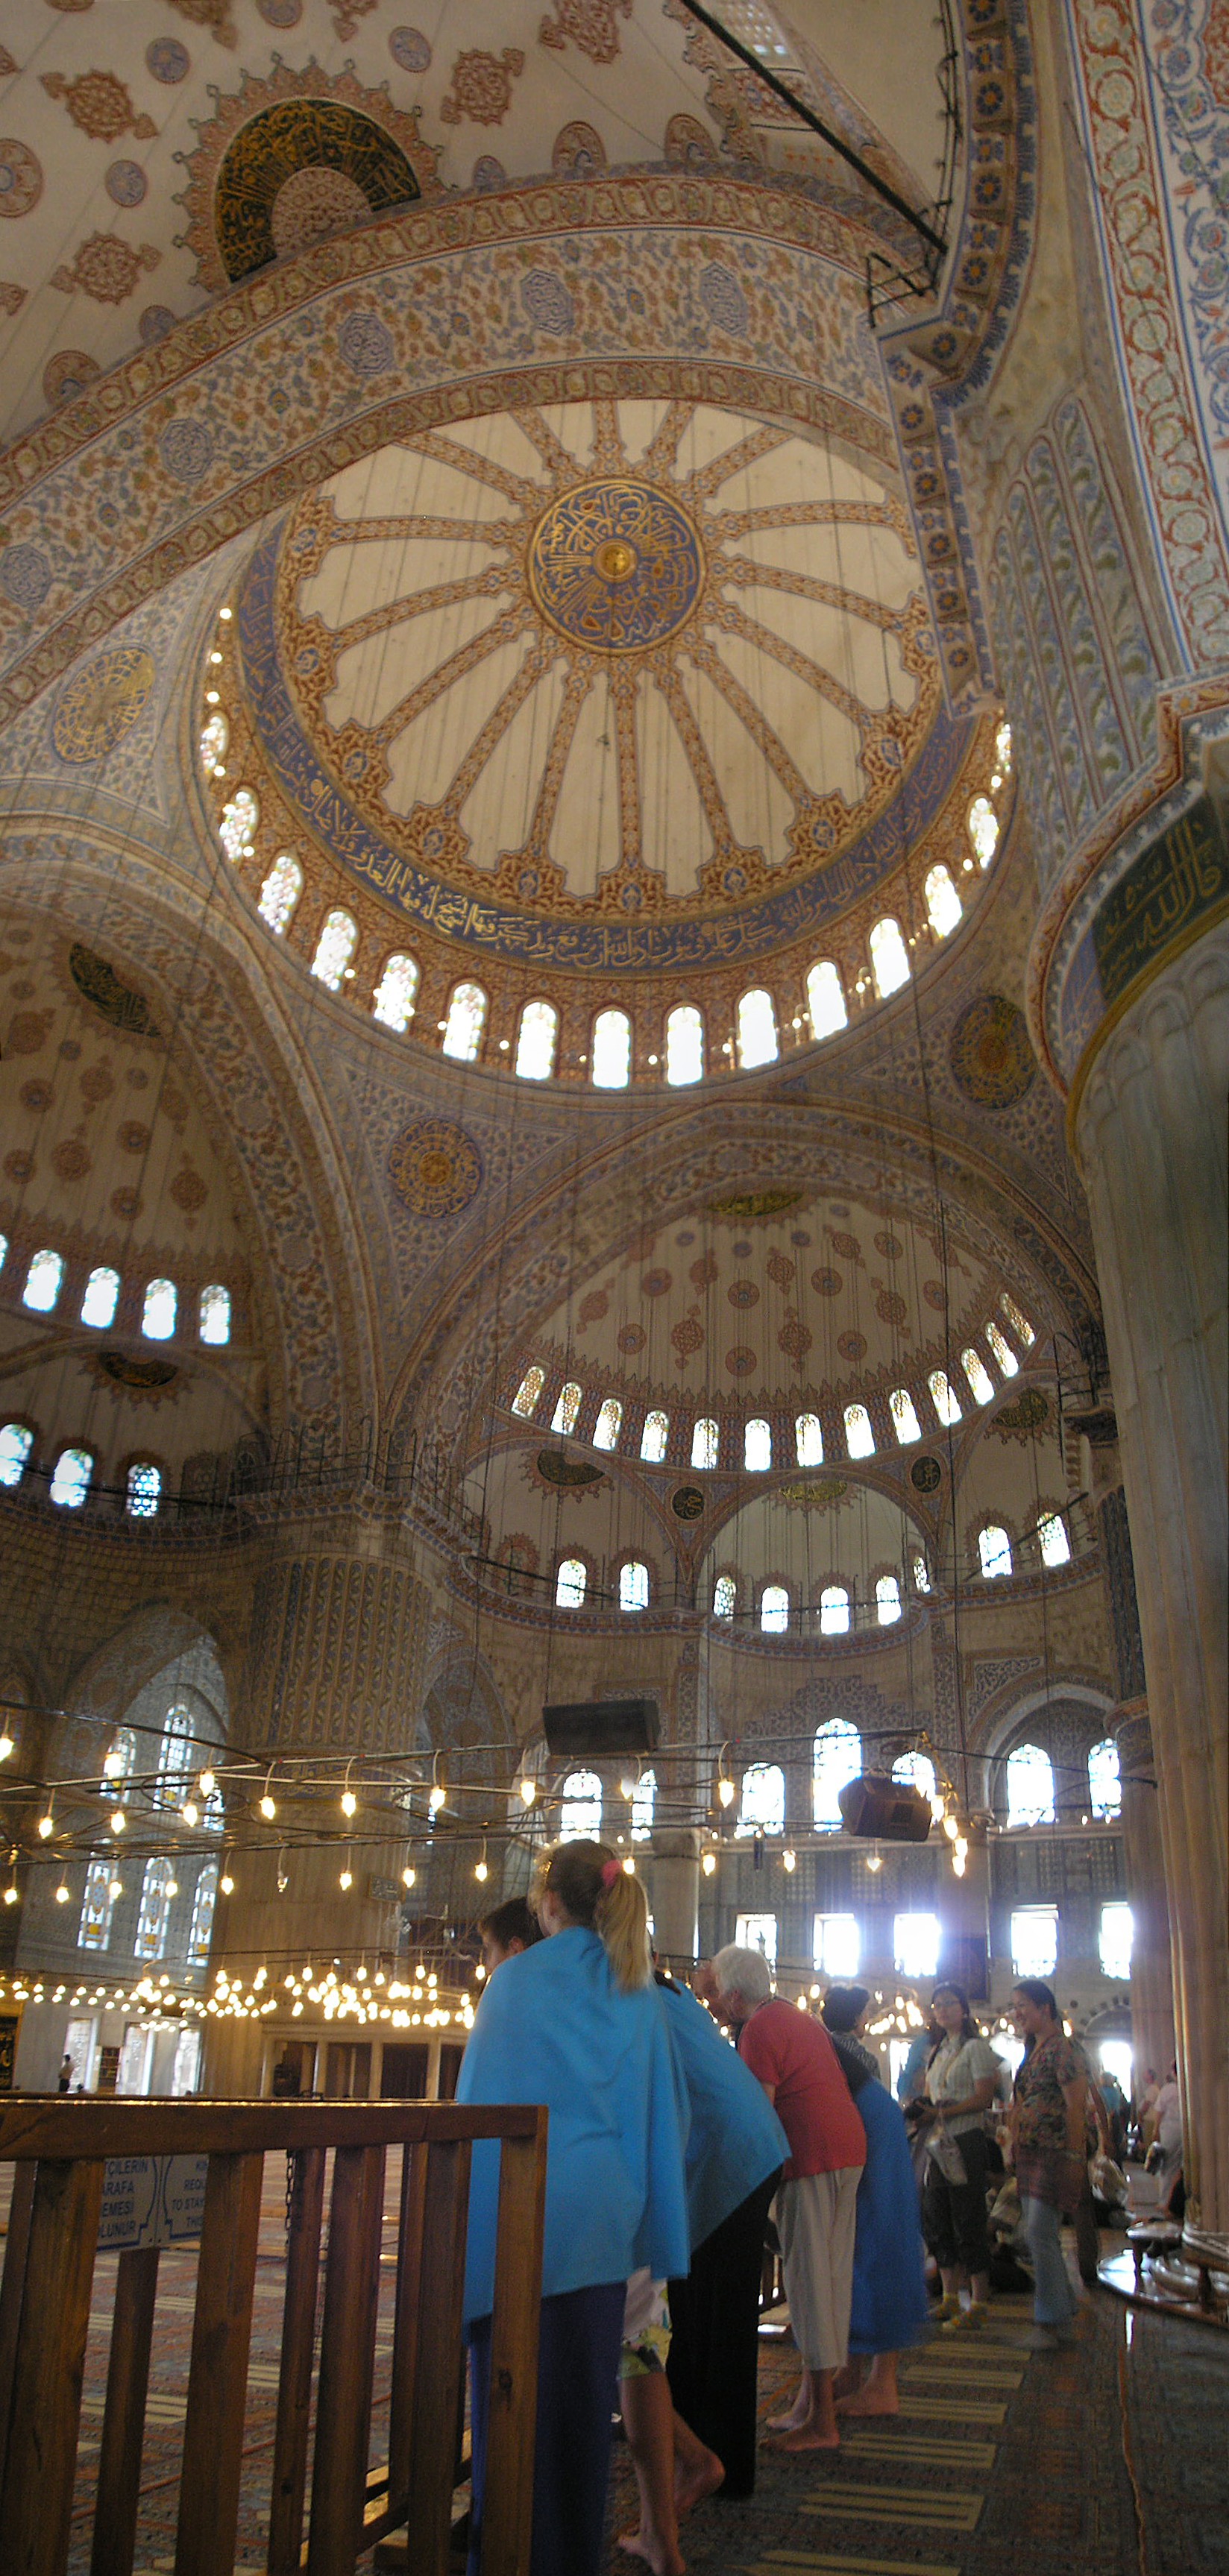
[0,2094,546,2576]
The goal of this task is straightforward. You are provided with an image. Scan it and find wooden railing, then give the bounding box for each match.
[0,2097,547,2576]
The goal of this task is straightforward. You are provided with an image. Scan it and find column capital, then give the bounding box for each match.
[1112,1700,1154,1777]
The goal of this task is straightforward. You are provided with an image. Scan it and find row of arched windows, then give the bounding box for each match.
[0,1236,232,1345]
[1,1424,175,1520]
[727,1728,1121,1836]
[559,1768,657,1841]
[78,1854,218,1968]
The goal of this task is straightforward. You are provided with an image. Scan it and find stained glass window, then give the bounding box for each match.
[961,1347,996,1405]
[665,1005,703,1086]
[890,1388,921,1444]
[1038,1511,1071,1568]
[312,910,357,991]
[550,1381,582,1435]
[592,1008,631,1088]
[995,719,1013,773]
[999,1291,1035,1347]
[126,1462,161,1519]
[806,960,847,1038]
[925,863,963,937]
[81,1266,120,1329]
[560,1768,602,1838]
[1088,1737,1121,1820]
[258,852,302,933]
[199,709,228,769]
[142,1278,177,1340]
[134,1857,175,1962]
[594,1396,623,1452]
[79,1859,116,1952]
[712,1572,736,1620]
[50,1447,92,1508]
[795,1412,823,1466]
[870,917,910,997]
[876,1572,902,1625]
[820,1585,850,1636]
[968,794,1000,867]
[620,1560,649,1612]
[373,953,419,1031]
[1006,1742,1054,1827]
[986,1320,1019,1376]
[928,1370,962,1428]
[188,1862,219,1970]
[154,1704,194,1811]
[737,989,777,1068]
[0,1423,33,1488]
[23,1249,63,1313]
[640,1410,669,1462]
[691,1417,719,1470]
[814,1913,859,1976]
[555,1558,587,1610]
[911,1553,931,1593]
[1012,1905,1058,1977]
[814,1718,861,1825]
[102,1727,136,1794]
[979,1523,1012,1578]
[735,1909,778,1965]
[512,1366,544,1419]
[631,1769,656,1839]
[744,1417,772,1470]
[760,1583,789,1634]
[844,1403,875,1458]
[219,788,258,862]
[199,1284,230,1346]
[515,998,557,1080]
[738,1764,785,1838]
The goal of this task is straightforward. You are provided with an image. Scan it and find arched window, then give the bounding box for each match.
[961,1347,996,1406]
[311,909,357,990]
[125,1462,161,1520]
[258,852,303,934]
[512,1366,544,1419]
[555,1558,587,1610]
[442,980,487,1062]
[985,1320,1019,1377]
[550,1381,582,1435]
[594,1396,623,1452]
[978,1523,1012,1578]
[736,988,778,1068]
[515,999,558,1080]
[890,1388,921,1444]
[911,1552,931,1594]
[814,1718,861,1827]
[199,1284,230,1346]
[202,1781,224,1834]
[738,1763,785,1837]
[876,1572,902,1625]
[620,1560,650,1613]
[760,1584,789,1634]
[631,1769,656,1839]
[928,1369,962,1427]
[188,1861,219,1969]
[999,1291,1035,1347]
[79,1858,116,1953]
[23,1249,63,1313]
[81,1267,120,1329]
[844,1403,875,1459]
[894,1912,940,1979]
[1098,1901,1133,1980]
[820,1584,850,1635]
[142,1278,177,1341]
[560,1768,602,1839]
[1088,1737,1121,1819]
[665,1004,704,1086]
[372,953,419,1032]
[691,1417,719,1470]
[892,1749,937,1805]
[0,1423,33,1488]
[968,793,1000,867]
[640,1409,669,1463]
[591,1008,631,1089]
[744,1417,772,1471]
[925,863,963,937]
[1038,1511,1071,1568]
[218,787,258,862]
[134,1857,175,1962]
[101,1727,136,1795]
[199,709,228,770]
[995,718,1013,775]
[806,960,847,1039]
[154,1704,194,1811]
[50,1447,92,1509]
[794,1412,823,1467]
[1006,1742,1055,1827]
[712,1572,737,1620]
[869,916,911,998]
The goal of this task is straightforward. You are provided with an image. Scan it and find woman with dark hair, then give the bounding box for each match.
[918,1983,1000,2331]
[1008,1980,1088,2347]
[822,1987,928,2416]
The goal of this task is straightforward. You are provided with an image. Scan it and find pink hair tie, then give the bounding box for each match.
[600,1858,621,1888]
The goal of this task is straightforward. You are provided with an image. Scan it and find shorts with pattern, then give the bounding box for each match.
[619,2267,671,2378]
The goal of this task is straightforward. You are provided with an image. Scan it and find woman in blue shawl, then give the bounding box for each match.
[457,1839,691,2576]
[821,1985,928,2414]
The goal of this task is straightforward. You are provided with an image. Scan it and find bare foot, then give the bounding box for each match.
[675,2449,724,2516]
[764,2407,810,2432]
[835,2389,899,2417]
[617,2531,685,2575]
[831,2363,862,2401]
[764,2423,840,2453]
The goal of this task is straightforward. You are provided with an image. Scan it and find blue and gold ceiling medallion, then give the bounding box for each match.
[527,479,703,653]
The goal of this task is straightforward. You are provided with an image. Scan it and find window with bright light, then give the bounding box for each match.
[101,1727,136,1796]
[985,1320,1019,1377]
[516,999,557,1080]
[844,1403,875,1459]
[1010,1904,1058,1979]
[760,1583,790,1634]
[1098,2038,1134,2100]
[125,1462,161,1520]
[876,1572,902,1625]
[744,1417,772,1471]
[199,1284,230,1346]
[202,1781,224,1834]
[50,1447,92,1509]
[1005,1742,1055,1827]
[961,1347,996,1406]
[620,1560,650,1613]
[691,1417,720,1470]
[154,1704,194,1811]
[512,1366,544,1419]
[820,1584,850,1636]
[631,1769,656,1839]
[1099,1902,1134,1981]
[870,917,911,998]
[219,787,258,862]
[142,1277,177,1341]
[928,1370,962,1427]
[807,960,847,1039]
[594,1396,623,1452]
[442,980,487,1062]
[78,1859,116,1953]
[551,1382,582,1436]
[373,953,419,1032]
[894,1912,940,1980]
[134,1857,175,1962]
[199,709,228,769]
[892,1749,937,1804]
[592,1008,631,1088]
[23,1248,63,1314]
[1088,1737,1122,1821]
[555,1558,588,1610]
[979,1523,1013,1579]
[889,1388,921,1445]
[640,1410,669,1462]
[968,794,1000,867]
[737,988,778,1068]
[666,1004,704,1086]
[738,1763,785,1838]
[1037,1511,1071,1568]
[814,1717,861,1826]
[560,1769,602,1839]
[995,718,1013,774]
[81,1267,120,1329]
[712,1572,737,1620]
[999,1291,1035,1347]
[795,1412,823,1467]
[188,1862,219,1970]
[735,1911,778,1968]
[925,864,963,938]
[814,1912,860,1978]
[0,1423,33,1488]
[911,1553,931,1594]
[259,852,303,935]
[0,1233,6,1274]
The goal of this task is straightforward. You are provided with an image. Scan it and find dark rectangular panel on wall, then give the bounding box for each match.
[543,1697,659,1756]
[939,1932,990,2000]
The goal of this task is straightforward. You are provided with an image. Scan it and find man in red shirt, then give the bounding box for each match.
[713,1944,865,2451]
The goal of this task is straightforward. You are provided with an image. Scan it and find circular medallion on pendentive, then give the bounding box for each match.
[671,1484,705,1521]
[527,477,703,653]
[911,1455,943,1494]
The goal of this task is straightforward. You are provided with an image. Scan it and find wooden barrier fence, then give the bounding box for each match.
[0,2097,547,2576]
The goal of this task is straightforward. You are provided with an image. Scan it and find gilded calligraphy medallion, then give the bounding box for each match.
[527,479,703,652]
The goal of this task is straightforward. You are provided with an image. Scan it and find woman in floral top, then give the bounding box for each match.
[1008,1979,1090,2346]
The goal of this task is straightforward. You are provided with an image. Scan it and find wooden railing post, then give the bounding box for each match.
[305,2142,386,2576]
[0,2159,36,2495]
[0,2154,104,2576]
[388,2141,429,2510]
[403,2138,472,2576]
[267,2144,326,2576]
[90,2242,161,2576]
[477,2117,548,2576]
[174,2150,264,2576]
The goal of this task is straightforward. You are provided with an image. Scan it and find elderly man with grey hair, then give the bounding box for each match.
[712,1944,866,2452]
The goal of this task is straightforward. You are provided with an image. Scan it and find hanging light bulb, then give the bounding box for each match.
[103,1745,125,1781]
[220,1866,235,1895]
[339,1849,353,1891]
[518,1775,536,1807]
[866,1848,883,1874]
[0,1731,13,1763]
[701,1850,717,1877]
[622,1855,635,1876]
[401,1864,416,1889]
[952,1851,966,1877]
[198,1768,216,1797]
[943,1811,959,1842]
[110,1808,126,1836]
[260,1781,277,1822]
[54,1881,70,1905]
[717,1776,735,1809]
[182,1800,199,1827]
[2,1884,16,1907]
[37,1810,54,1841]
[341,1787,357,1818]
[166,1877,179,1899]
[782,1848,796,1873]
[108,1877,122,1900]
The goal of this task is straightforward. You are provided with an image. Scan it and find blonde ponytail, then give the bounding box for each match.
[532,1838,652,1993]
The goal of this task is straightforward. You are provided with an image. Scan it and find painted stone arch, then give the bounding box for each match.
[975,1681,1116,1824]
[58,1610,233,1776]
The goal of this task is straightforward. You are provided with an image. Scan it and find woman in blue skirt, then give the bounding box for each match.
[822,1985,930,2414]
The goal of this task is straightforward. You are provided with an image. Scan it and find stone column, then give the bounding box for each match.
[1113,1704,1175,2086]
[647,1828,700,1971]
[1073,920,1229,2225]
